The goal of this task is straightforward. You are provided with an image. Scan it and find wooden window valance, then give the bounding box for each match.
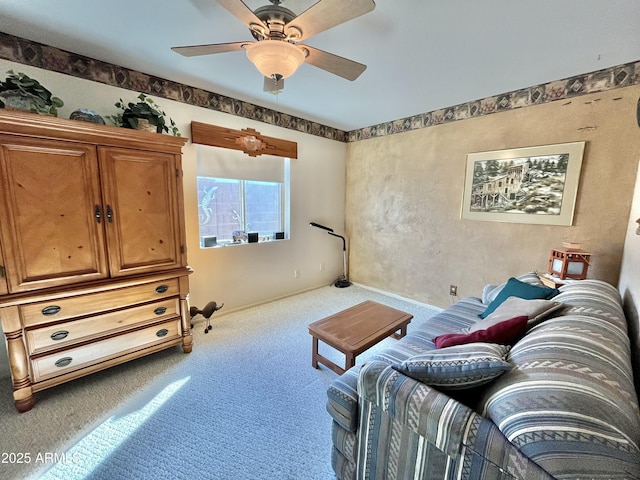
[191,122,297,159]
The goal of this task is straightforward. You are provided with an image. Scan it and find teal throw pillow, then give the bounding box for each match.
[479,277,559,319]
[392,343,511,390]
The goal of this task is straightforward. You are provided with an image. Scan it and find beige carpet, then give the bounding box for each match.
[0,284,440,480]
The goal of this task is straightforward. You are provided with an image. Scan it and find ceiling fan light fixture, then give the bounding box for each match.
[245,40,305,80]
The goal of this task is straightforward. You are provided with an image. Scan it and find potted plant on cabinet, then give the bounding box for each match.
[108,93,181,136]
[0,70,64,116]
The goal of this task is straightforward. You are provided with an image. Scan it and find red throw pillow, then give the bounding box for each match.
[434,315,528,349]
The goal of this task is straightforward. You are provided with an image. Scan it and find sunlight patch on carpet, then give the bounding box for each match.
[38,376,190,480]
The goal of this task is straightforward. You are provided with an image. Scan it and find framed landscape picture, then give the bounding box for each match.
[461,142,586,225]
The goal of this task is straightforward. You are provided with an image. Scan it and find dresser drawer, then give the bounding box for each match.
[26,298,179,355]
[21,278,180,328]
[31,319,181,382]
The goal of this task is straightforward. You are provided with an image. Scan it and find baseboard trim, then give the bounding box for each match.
[351,282,443,312]
[198,282,335,320]
[194,281,443,327]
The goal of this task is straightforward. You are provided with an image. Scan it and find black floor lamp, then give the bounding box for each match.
[310,222,351,288]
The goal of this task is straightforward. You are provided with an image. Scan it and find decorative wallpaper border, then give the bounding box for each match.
[1,32,638,143]
[0,32,347,142]
[349,61,640,142]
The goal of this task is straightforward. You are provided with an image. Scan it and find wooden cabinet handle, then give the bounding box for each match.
[42,305,61,316]
[50,331,69,341]
[54,357,73,368]
[155,285,169,293]
[156,329,169,338]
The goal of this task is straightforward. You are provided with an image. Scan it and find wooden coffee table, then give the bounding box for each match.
[308,300,413,374]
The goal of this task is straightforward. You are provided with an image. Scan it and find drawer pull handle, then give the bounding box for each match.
[50,331,69,341]
[42,305,61,316]
[156,329,169,338]
[54,357,73,368]
[154,307,167,315]
[155,285,169,294]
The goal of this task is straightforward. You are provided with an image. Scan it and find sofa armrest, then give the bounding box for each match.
[358,360,475,457]
[327,366,361,432]
[358,361,554,479]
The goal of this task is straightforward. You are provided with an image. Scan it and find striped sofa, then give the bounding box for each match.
[327,276,640,479]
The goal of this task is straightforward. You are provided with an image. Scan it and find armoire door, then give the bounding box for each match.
[98,147,183,276]
[0,244,8,296]
[0,136,109,292]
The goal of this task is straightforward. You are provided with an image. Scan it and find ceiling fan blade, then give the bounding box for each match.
[302,45,367,81]
[171,41,250,57]
[216,0,268,29]
[286,0,375,41]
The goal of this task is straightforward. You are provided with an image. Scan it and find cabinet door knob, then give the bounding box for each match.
[94,205,102,223]
[154,307,167,316]
[106,204,113,223]
[155,284,169,294]
[50,330,69,341]
[156,329,169,338]
[54,357,73,368]
[42,305,61,316]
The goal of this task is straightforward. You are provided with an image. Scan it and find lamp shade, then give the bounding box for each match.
[245,41,305,79]
[548,247,591,280]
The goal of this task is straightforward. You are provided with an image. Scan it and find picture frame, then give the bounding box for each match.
[461,142,586,225]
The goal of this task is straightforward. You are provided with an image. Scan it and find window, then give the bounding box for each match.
[197,177,285,244]
[196,146,289,247]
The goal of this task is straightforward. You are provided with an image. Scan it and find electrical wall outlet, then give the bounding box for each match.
[449,285,458,296]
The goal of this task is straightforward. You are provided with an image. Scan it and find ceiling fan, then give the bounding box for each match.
[172,0,375,92]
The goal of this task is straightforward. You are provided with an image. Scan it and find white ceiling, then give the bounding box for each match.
[0,0,639,132]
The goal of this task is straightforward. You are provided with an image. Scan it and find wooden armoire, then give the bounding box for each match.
[0,110,192,412]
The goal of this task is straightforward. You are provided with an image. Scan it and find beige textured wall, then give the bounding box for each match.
[347,85,640,307]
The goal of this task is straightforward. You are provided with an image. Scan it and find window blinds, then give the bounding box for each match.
[196,145,285,183]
